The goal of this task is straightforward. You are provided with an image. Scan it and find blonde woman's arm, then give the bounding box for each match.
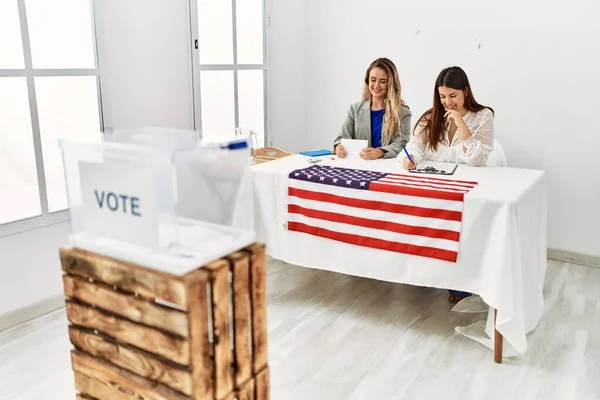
[333,104,358,153]
[379,107,412,159]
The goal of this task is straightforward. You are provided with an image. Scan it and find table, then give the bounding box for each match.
[249,155,547,362]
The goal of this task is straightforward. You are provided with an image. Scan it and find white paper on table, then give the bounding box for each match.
[340,138,368,160]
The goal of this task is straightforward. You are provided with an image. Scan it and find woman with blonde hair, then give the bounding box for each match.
[333,58,411,160]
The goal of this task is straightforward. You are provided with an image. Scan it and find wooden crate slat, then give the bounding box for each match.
[66,301,190,366]
[184,270,213,400]
[60,247,187,307]
[230,252,252,388]
[236,377,256,400]
[69,326,192,396]
[247,244,268,373]
[254,367,270,400]
[76,394,99,400]
[64,275,189,338]
[205,260,235,399]
[72,351,192,400]
[75,371,134,400]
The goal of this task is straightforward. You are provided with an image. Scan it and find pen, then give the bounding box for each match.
[402,146,416,168]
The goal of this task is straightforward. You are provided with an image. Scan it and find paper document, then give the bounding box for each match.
[340,138,368,160]
[410,161,458,175]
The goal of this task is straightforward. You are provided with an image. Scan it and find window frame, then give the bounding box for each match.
[190,0,269,146]
[0,0,103,238]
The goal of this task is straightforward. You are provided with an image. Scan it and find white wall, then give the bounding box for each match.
[300,0,600,256]
[0,223,69,315]
[266,0,307,153]
[94,0,195,131]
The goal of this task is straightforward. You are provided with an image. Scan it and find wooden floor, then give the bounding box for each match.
[1,259,599,400]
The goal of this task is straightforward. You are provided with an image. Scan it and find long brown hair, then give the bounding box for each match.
[415,66,493,152]
[361,58,407,146]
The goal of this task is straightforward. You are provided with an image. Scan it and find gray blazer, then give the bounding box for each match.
[333,100,412,159]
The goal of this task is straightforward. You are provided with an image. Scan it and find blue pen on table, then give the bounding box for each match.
[402,146,416,168]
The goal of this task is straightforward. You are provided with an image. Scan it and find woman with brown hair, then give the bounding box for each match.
[400,66,494,170]
[333,58,411,160]
[401,67,495,303]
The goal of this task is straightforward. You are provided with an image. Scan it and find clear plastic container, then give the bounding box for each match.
[59,134,255,274]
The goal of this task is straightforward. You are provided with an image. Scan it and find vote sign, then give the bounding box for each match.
[79,161,159,248]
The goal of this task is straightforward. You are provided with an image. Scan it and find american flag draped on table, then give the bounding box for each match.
[286,164,478,262]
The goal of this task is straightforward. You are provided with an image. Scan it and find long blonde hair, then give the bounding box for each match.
[361,58,406,146]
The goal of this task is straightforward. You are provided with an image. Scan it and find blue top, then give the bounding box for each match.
[370,108,385,148]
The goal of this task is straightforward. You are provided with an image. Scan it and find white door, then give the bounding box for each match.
[93,0,196,132]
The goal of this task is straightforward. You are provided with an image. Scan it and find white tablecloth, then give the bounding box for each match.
[249,155,547,356]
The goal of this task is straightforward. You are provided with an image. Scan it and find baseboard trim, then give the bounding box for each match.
[547,248,600,269]
[0,294,65,332]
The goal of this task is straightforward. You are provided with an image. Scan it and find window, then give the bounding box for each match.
[193,0,267,147]
[0,0,102,236]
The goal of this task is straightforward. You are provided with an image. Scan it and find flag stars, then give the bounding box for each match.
[290,166,385,190]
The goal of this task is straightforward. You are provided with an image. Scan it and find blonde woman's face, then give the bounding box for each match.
[368,67,389,100]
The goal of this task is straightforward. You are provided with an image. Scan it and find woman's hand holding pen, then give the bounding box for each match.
[402,155,416,170]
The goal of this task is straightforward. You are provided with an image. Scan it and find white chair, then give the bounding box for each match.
[485,139,507,167]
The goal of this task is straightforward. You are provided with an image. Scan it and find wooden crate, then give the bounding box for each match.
[59,243,269,400]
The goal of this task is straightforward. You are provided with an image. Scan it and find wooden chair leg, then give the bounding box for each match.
[494,308,503,363]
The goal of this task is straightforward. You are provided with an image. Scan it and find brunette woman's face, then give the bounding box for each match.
[438,86,466,112]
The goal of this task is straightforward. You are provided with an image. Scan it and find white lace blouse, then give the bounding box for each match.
[398,108,495,167]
